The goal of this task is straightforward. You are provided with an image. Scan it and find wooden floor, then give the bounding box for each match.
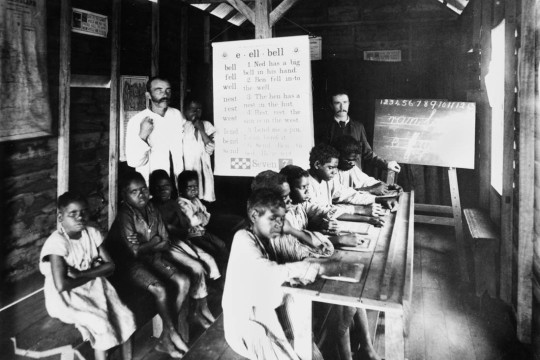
[1,224,532,360]
[406,224,531,360]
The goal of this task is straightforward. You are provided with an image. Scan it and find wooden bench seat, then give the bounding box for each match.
[183,315,246,360]
[3,275,160,360]
[463,208,500,297]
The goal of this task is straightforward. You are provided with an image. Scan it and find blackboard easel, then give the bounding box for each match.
[375,99,476,284]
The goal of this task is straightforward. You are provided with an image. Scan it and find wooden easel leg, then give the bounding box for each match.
[447,167,470,284]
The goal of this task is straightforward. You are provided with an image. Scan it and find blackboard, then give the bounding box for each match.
[373,99,476,169]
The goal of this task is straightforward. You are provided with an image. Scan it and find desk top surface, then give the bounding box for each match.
[283,192,414,312]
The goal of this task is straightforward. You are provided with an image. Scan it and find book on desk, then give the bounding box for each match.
[320,263,364,283]
[335,221,371,234]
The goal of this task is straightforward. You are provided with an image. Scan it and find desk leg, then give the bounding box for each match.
[385,312,405,360]
[286,294,312,360]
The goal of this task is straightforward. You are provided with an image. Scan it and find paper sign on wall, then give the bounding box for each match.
[212,36,314,176]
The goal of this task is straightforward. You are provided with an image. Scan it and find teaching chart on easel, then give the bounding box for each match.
[373,100,476,169]
[212,36,314,177]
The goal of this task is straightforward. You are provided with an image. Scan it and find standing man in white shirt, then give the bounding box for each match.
[126,76,185,188]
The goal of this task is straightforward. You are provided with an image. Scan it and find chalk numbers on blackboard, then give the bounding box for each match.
[379,99,474,110]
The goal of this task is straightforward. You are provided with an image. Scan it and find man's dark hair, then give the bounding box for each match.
[247,188,285,220]
[279,165,309,187]
[309,144,340,168]
[251,170,287,193]
[332,135,361,157]
[177,170,199,192]
[57,191,88,211]
[329,89,350,103]
[119,171,146,193]
[146,76,170,92]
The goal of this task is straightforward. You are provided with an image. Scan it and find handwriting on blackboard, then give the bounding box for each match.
[373,99,476,169]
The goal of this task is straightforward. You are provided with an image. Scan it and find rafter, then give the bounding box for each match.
[269,0,301,26]
[226,0,255,25]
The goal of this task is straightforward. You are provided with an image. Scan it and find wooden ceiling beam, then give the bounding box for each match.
[269,0,301,26]
[226,0,255,24]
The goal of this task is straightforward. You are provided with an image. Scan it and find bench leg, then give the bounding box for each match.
[286,294,312,360]
[385,312,405,360]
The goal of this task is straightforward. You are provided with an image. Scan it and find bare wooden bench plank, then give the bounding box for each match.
[463,208,499,297]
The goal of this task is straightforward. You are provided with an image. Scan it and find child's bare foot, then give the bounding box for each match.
[190,311,212,329]
[200,305,216,323]
[155,336,184,358]
[169,331,189,353]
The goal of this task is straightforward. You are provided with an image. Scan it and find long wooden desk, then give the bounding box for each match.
[282,191,415,360]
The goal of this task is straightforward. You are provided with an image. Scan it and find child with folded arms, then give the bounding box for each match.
[40,192,135,360]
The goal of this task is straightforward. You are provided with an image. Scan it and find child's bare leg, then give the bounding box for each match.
[354,309,381,360]
[121,340,132,360]
[168,272,191,353]
[147,282,189,354]
[94,349,107,360]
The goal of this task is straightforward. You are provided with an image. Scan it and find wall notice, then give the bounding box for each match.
[212,36,314,177]
[72,8,108,38]
[0,0,52,142]
[119,75,148,161]
[373,99,476,169]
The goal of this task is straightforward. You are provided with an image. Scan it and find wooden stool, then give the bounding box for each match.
[463,208,500,297]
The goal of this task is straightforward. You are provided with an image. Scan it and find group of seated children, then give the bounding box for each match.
[39,135,400,360]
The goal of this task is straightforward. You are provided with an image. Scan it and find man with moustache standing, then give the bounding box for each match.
[126,76,186,186]
[318,89,400,173]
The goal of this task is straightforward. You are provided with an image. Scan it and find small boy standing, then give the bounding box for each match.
[40,192,135,360]
[222,189,328,360]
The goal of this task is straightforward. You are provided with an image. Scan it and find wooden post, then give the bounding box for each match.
[58,0,71,196]
[500,0,517,305]
[255,0,271,39]
[151,0,160,77]
[478,0,492,209]
[203,14,211,64]
[180,4,188,111]
[518,0,536,345]
[108,0,121,227]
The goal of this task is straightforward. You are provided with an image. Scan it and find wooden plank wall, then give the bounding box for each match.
[518,0,537,346]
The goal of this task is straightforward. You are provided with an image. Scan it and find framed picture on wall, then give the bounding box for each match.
[119,75,149,161]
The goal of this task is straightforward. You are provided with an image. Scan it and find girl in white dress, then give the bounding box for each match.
[39,192,136,360]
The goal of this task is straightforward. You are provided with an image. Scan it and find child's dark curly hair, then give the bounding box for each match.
[177,170,199,193]
[331,135,361,157]
[57,191,88,211]
[309,143,340,168]
[279,165,309,187]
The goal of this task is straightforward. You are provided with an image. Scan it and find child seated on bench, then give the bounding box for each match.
[223,188,333,360]
[332,135,402,196]
[176,170,229,267]
[149,169,219,329]
[39,192,135,360]
[280,164,378,246]
[308,143,395,219]
[107,171,189,358]
[251,170,334,259]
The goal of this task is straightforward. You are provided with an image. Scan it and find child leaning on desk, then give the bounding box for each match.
[332,135,402,198]
[39,192,135,360]
[222,188,340,360]
[280,164,375,248]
